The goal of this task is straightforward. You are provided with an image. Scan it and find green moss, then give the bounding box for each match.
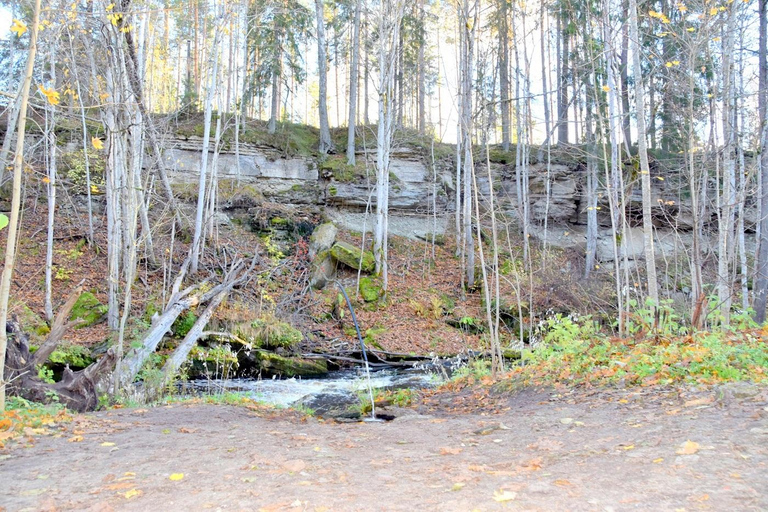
[172,311,198,338]
[328,186,338,196]
[488,148,515,164]
[330,241,375,273]
[48,344,94,368]
[269,217,292,227]
[235,317,303,349]
[359,277,382,302]
[254,350,328,377]
[364,327,387,350]
[70,292,107,328]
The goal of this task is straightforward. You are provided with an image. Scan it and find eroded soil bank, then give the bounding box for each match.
[1,385,767,511]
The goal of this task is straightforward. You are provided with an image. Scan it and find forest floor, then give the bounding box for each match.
[1,382,767,512]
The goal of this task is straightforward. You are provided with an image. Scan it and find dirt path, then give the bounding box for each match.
[1,385,767,511]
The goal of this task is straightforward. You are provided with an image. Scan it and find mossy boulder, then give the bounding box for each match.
[330,241,375,273]
[254,350,328,377]
[70,292,107,328]
[359,277,382,302]
[309,222,337,259]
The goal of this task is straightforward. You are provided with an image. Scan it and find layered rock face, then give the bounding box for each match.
[158,138,758,262]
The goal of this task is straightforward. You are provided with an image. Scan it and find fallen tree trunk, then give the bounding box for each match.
[115,256,255,390]
[160,258,252,387]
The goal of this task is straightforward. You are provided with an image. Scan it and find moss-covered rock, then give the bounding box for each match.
[70,292,107,328]
[254,350,328,377]
[330,241,375,273]
[309,222,337,259]
[359,277,382,302]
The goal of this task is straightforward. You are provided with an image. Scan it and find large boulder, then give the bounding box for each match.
[309,222,338,259]
[330,241,375,273]
[310,250,336,290]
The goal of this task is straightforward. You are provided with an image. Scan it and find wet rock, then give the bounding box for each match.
[297,392,360,419]
[249,350,328,378]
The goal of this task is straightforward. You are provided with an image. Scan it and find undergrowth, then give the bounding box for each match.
[0,396,72,448]
[506,312,768,388]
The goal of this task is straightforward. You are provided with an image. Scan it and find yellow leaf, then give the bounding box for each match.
[649,10,661,17]
[106,2,115,10]
[101,441,116,447]
[68,435,83,442]
[91,185,99,193]
[41,176,50,184]
[493,490,517,502]
[673,60,680,66]
[602,85,610,92]
[38,85,60,105]
[623,444,635,450]
[665,62,674,68]
[678,3,688,12]
[169,473,184,481]
[653,457,664,463]
[91,137,104,150]
[709,7,718,15]
[687,27,696,32]
[123,488,142,499]
[10,19,27,37]
[676,440,700,455]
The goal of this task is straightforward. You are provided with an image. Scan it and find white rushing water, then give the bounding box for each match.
[182,369,442,408]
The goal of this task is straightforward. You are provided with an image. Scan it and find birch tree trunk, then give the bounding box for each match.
[0,0,41,411]
[191,22,221,274]
[755,0,768,323]
[373,0,405,294]
[628,0,659,304]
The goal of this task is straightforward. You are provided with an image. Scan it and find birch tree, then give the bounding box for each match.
[373,0,406,293]
[628,0,659,304]
[0,0,41,411]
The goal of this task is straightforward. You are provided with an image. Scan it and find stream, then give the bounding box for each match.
[180,367,443,418]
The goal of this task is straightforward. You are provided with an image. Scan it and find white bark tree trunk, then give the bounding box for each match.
[0,0,42,411]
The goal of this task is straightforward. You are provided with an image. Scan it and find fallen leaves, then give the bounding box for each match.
[493,489,517,502]
[100,442,116,447]
[123,489,142,499]
[68,435,84,443]
[169,473,184,481]
[676,440,700,455]
[439,446,463,455]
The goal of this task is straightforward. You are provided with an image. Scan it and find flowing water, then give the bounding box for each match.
[181,368,442,413]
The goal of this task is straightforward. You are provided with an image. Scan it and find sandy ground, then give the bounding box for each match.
[1,385,767,512]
